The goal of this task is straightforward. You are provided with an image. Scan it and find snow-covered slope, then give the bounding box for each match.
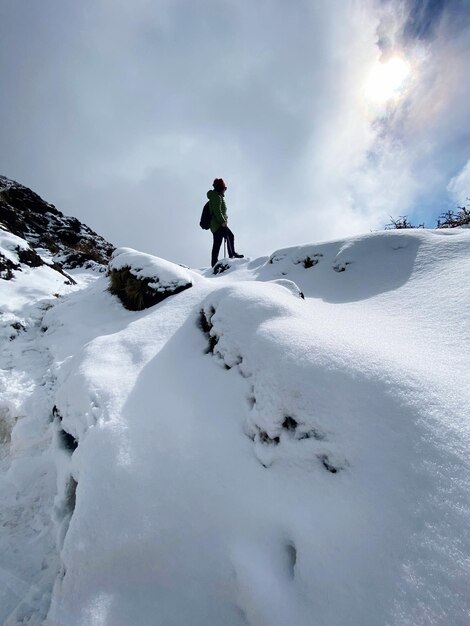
[1,228,469,626]
[0,175,114,271]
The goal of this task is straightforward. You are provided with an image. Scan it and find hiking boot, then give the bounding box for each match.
[232,253,244,259]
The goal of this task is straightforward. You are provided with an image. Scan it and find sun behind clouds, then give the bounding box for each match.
[365,56,411,104]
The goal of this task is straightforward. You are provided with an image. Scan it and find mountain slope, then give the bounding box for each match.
[0,177,115,625]
[1,218,470,625]
[0,175,113,271]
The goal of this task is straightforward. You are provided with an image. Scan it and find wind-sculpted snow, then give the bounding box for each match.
[200,283,349,472]
[262,229,469,302]
[1,228,470,625]
[197,278,470,625]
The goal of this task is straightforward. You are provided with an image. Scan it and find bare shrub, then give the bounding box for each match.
[385,216,424,229]
[437,205,470,228]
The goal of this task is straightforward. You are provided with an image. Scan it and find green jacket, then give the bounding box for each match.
[207,189,228,233]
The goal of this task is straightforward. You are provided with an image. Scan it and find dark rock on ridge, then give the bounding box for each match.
[0,175,114,273]
[109,267,192,311]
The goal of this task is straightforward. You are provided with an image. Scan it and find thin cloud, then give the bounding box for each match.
[0,0,468,265]
[402,0,446,42]
[448,159,470,205]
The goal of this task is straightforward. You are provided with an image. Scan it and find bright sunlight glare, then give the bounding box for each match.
[365,57,411,104]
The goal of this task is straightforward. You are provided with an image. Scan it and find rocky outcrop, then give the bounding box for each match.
[109,248,193,311]
[0,175,114,272]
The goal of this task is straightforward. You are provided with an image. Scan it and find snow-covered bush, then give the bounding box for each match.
[109,247,193,311]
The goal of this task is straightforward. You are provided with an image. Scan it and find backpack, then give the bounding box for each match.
[199,201,211,230]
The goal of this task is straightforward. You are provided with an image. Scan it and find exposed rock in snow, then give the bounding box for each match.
[0,175,114,272]
[109,247,193,310]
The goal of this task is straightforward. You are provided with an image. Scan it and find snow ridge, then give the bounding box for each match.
[1,227,470,625]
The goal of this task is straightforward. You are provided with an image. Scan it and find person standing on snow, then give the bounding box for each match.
[207,178,244,268]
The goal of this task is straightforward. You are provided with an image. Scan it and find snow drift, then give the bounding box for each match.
[1,226,469,626]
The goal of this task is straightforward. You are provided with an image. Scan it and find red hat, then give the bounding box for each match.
[213,178,227,191]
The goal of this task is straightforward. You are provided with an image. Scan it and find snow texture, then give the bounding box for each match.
[110,247,194,291]
[0,229,30,263]
[1,228,470,626]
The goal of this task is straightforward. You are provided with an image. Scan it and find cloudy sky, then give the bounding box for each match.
[1,0,469,267]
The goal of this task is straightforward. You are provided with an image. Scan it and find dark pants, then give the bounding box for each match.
[212,226,235,267]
